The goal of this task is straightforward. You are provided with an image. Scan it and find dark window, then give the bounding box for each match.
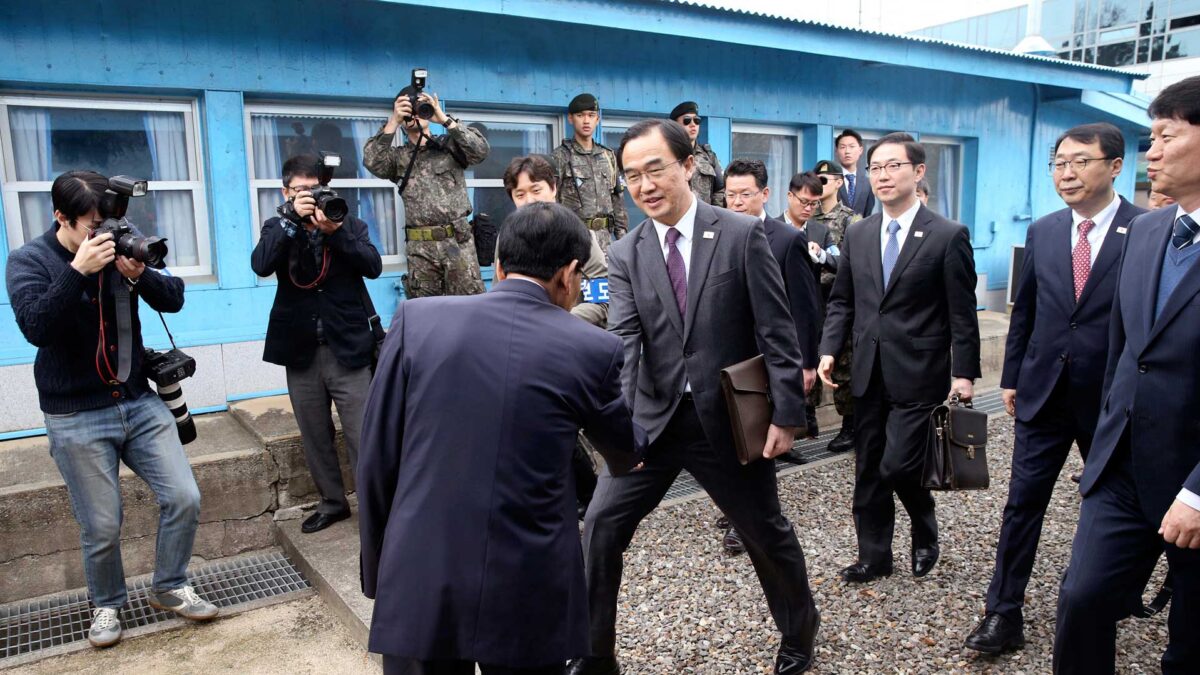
[1171,15,1200,30]
[1152,34,1166,59]
[1137,37,1150,61]
[1097,40,1136,65]
[1165,28,1200,59]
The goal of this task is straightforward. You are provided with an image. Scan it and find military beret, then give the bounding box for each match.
[568,93,599,114]
[669,101,699,120]
[813,159,844,176]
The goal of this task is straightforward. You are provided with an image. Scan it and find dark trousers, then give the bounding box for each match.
[285,344,372,515]
[581,398,817,656]
[382,655,560,675]
[986,374,1095,624]
[852,363,939,565]
[1054,442,1200,674]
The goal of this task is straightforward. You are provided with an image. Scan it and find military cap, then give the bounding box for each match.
[813,159,844,176]
[568,93,600,114]
[669,101,699,120]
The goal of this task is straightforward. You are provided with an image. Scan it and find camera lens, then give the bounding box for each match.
[318,194,349,222]
[130,235,169,269]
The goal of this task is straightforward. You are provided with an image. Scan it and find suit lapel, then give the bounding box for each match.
[1139,210,1174,344]
[683,202,721,343]
[882,206,932,300]
[863,213,884,297]
[1147,211,1200,347]
[1051,210,1077,312]
[1074,200,1132,312]
[636,220,684,339]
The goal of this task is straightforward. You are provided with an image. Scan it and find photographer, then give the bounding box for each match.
[251,154,382,535]
[363,73,489,297]
[6,171,217,649]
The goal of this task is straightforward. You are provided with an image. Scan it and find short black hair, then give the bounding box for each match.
[51,170,108,227]
[724,158,768,189]
[835,129,863,146]
[788,172,823,196]
[1054,122,1126,161]
[282,154,321,186]
[1148,75,1200,125]
[617,119,693,172]
[866,132,926,166]
[497,202,592,282]
[503,155,558,196]
[916,178,931,195]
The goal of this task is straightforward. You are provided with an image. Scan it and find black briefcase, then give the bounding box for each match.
[921,394,989,491]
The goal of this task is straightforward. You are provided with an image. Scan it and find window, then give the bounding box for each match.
[600,118,647,226]
[732,124,803,218]
[1096,40,1137,65]
[920,136,963,221]
[1165,26,1200,58]
[1,96,210,276]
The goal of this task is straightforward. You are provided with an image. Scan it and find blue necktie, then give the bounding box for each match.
[1173,214,1199,250]
[846,172,856,204]
[882,220,900,290]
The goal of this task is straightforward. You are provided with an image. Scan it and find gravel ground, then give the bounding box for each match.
[612,415,1171,673]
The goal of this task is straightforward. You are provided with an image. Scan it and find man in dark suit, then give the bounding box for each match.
[819,132,981,585]
[357,202,644,675]
[251,154,383,534]
[1053,76,1200,675]
[836,129,876,217]
[963,123,1145,653]
[570,120,820,675]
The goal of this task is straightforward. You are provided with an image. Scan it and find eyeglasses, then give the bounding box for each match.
[623,159,684,186]
[680,116,702,126]
[788,192,821,208]
[726,189,763,203]
[284,184,318,194]
[1048,157,1115,175]
[867,161,914,176]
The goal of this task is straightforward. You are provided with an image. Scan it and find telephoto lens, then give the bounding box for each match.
[156,381,197,445]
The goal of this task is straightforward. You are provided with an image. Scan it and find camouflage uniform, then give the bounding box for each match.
[810,201,861,416]
[690,143,725,207]
[552,139,627,260]
[362,124,490,298]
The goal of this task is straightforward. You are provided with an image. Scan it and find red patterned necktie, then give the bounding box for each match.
[1072,219,1094,302]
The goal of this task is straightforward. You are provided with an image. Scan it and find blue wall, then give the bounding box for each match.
[0,0,1145,369]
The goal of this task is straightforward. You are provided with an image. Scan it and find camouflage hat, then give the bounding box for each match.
[813,159,844,176]
[669,101,699,120]
[568,93,600,114]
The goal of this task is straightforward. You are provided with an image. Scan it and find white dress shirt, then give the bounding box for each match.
[1170,205,1200,511]
[1070,194,1120,266]
[1177,204,1200,247]
[651,194,699,281]
[880,198,922,260]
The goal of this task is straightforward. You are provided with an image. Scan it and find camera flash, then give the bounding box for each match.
[131,180,149,197]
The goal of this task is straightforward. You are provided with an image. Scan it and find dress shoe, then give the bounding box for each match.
[723,527,746,555]
[578,500,589,521]
[775,611,820,674]
[912,545,940,578]
[963,613,1025,654]
[1070,471,1082,484]
[301,510,350,534]
[840,561,893,583]
[565,655,620,675]
[716,515,730,529]
[804,404,819,439]
[826,416,855,454]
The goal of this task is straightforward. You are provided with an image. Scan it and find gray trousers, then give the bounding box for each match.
[285,345,372,515]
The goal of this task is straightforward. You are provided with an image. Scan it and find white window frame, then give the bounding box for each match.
[916,133,965,221]
[0,94,211,278]
[732,122,804,216]
[446,108,563,195]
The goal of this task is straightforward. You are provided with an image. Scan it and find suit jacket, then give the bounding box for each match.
[1084,206,1200,521]
[607,200,807,449]
[1002,198,1145,422]
[837,165,876,217]
[762,215,821,368]
[820,204,981,403]
[357,280,644,666]
[251,215,383,369]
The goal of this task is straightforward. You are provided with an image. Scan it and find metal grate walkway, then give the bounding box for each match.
[0,551,310,665]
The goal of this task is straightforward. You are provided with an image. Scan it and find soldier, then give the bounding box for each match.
[552,93,627,260]
[363,84,489,298]
[670,101,725,207]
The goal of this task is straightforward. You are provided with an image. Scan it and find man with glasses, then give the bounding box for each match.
[553,93,628,259]
[963,123,1144,655]
[836,129,876,217]
[819,132,981,586]
[670,101,725,207]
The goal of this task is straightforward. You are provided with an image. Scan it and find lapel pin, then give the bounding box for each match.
[1116,226,1128,234]
[914,231,925,238]
[703,231,715,239]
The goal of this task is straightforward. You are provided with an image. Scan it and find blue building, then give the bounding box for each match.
[0,0,1149,435]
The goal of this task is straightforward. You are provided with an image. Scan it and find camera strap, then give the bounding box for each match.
[156,310,180,351]
[396,129,430,196]
[95,268,133,384]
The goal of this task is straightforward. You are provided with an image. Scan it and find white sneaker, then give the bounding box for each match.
[88,607,122,648]
[148,585,219,621]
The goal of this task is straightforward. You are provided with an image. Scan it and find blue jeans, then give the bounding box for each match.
[44,393,201,609]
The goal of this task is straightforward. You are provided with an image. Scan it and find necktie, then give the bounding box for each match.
[1172,214,1199,250]
[882,220,900,290]
[845,172,856,204]
[1072,219,1095,302]
[665,227,688,319]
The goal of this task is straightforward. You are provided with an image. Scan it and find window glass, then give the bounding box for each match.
[732,130,800,218]
[920,140,962,221]
[1166,27,1200,58]
[601,123,647,225]
[1096,40,1137,65]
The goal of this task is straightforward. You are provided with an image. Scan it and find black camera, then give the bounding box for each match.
[94,176,170,269]
[143,347,198,445]
[277,152,349,233]
[400,68,435,121]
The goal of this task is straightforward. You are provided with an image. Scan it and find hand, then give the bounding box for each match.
[817,355,837,388]
[1159,498,1200,549]
[763,424,798,460]
[802,368,816,394]
[949,377,974,402]
[392,95,413,123]
[292,191,317,219]
[312,208,342,234]
[1002,388,1016,417]
[807,241,825,264]
[115,255,145,281]
[70,232,115,275]
[421,93,448,125]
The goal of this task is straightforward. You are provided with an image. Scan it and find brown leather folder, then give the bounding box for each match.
[719,354,772,465]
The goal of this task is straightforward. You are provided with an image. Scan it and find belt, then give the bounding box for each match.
[405,225,455,241]
[584,216,612,231]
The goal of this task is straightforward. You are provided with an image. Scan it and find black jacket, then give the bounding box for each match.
[762,216,821,368]
[251,215,383,369]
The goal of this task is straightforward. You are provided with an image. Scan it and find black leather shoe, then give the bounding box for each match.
[301,510,350,534]
[1070,471,1082,484]
[723,527,746,555]
[716,515,730,529]
[803,404,819,439]
[578,500,589,521]
[565,655,620,675]
[826,417,855,454]
[775,611,820,674]
[912,545,940,578]
[840,561,893,583]
[963,613,1025,654]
